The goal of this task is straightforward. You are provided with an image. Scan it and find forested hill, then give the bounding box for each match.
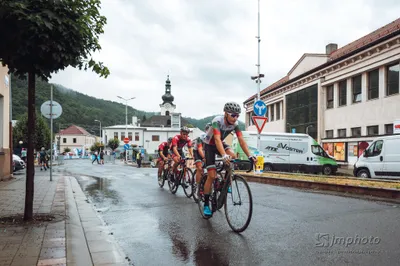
[11,76,245,133]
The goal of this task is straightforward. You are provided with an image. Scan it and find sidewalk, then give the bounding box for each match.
[0,169,128,266]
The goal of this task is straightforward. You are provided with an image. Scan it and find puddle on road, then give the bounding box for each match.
[77,176,121,207]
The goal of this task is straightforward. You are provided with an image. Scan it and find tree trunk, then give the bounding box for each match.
[24,72,35,221]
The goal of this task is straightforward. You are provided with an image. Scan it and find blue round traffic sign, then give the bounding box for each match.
[124,144,130,150]
[253,100,267,116]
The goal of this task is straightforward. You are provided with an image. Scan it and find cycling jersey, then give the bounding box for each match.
[171,135,193,152]
[203,115,242,145]
[193,133,206,151]
[158,142,170,156]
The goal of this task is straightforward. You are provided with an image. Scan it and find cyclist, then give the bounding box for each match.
[171,126,194,178]
[202,102,256,216]
[193,123,211,191]
[157,137,172,179]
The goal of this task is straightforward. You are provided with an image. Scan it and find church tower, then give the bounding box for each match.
[160,75,176,116]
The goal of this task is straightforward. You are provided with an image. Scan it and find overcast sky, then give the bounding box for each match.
[49,0,400,122]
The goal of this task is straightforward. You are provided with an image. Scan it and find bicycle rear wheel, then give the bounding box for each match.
[183,168,194,198]
[224,175,253,233]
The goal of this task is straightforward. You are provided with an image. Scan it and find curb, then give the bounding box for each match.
[241,173,400,201]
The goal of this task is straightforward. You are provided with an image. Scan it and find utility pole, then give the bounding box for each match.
[50,85,53,181]
[117,96,135,163]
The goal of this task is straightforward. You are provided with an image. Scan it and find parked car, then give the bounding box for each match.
[13,154,25,172]
[353,135,400,179]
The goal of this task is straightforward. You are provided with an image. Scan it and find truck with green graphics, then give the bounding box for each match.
[232,131,338,175]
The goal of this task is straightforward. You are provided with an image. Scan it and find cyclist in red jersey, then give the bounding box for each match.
[157,137,172,178]
[171,126,194,175]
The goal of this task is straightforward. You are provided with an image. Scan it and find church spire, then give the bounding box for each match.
[162,75,174,104]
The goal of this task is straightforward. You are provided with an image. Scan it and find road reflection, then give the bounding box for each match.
[78,176,121,205]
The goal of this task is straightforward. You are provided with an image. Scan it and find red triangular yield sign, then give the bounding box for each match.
[252,116,268,133]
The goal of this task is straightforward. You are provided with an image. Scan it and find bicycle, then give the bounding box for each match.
[196,158,254,233]
[192,159,224,204]
[158,158,173,188]
[168,158,194,198]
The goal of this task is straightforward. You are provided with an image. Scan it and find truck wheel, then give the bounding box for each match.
[264,164,272,172]
[322,165,332,175]
[356,169,370,178]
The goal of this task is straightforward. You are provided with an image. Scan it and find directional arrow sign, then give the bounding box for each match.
[252,116,268,133]
[253,100,267,116]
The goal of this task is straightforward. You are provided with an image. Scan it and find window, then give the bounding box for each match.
[166,111,170,116]
[152,135,160,141]
[351,127,361,137]
[385,124,393,135]
[270,104,275,121]
[352,75,362,103]
[367,125,379,136]
[120,132,125,141]
[247,112,253,126]
[338,129,346,138]
[366,140,383,157]
[387,63,399,96]
[73,138,77,143]
[311,145,325,157]
[338,80,347,106]
[325,130,333,138]
[276,102,281,120]
[286,84,318,140]
[135,132,139,141]
[326,85,334,109]
[114,132,118,139]
[368,69,379,100]
[128,132,132,141]
[63,138,66,143]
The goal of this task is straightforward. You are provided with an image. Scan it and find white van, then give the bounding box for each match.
[232,131,338,175]
[353,135,400,179]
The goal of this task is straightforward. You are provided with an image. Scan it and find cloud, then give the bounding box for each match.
[49,0,400,123]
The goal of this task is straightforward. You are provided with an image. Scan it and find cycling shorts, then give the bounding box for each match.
[204,142,231,171]
[193,150,203,164]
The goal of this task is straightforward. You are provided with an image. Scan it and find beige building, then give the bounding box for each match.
[0,64,11,180]
[244,18,400,167]
[55,125,97,153]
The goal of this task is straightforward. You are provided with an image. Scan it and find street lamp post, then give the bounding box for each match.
[306,125,314,135]
[117,96,135,162]
[94,119,102,151]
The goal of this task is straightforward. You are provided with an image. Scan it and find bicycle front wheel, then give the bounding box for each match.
[224,175,253,233]
[158,169,166,188]
[183,168,194,198]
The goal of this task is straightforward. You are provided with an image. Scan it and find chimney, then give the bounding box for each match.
[326,43,338,55]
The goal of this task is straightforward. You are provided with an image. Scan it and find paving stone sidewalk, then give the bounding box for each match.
[0,170,128,266]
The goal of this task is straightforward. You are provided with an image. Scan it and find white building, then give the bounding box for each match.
[244,18,400,167]
[102,75,204,155]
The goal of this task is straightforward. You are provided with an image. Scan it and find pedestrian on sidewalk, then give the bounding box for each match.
[100,150,104,164]
[137,152,142,168]
[39,147,48,171]
[92,151,100,164]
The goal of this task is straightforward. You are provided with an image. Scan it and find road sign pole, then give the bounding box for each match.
[50,85,53,181]
[256,0,261,152]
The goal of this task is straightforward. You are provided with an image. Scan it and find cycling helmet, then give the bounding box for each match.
[168,137,172,143]
[223,102,241,114]
[180,126,190,133]
[205,123,211,131]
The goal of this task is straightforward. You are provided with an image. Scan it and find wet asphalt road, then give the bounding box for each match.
[56,160,400,266]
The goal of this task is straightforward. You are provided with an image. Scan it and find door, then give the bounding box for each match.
[382,139,400,178]
[364,140,384,178]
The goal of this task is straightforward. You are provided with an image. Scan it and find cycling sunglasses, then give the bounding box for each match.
[228,112,240,118]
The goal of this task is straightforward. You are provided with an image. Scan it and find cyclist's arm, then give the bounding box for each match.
[198,144,205,159]
[214,134,227,157]
[188,147,194,158]
[173,146,180,157]
[159,150,167,160]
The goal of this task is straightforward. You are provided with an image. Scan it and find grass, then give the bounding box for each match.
[237,171,400,190]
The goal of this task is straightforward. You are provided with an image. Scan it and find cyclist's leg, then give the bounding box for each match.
[203,144,219,216]
[158,158,164,177]
[194,150,203,184]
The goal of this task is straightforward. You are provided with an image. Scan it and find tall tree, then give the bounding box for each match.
[13,112,51,151]
[0,0,109,220]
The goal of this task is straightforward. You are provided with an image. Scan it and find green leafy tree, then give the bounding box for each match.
[108,139,120,151]
[13,112,51,151]
[90,142,102,152]
[0,0,109,220]
[64,147,71,153]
